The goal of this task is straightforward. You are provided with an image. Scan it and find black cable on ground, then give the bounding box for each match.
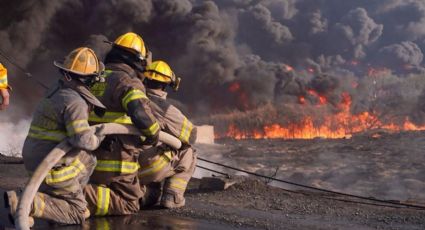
[322,197,408,209]
[0,49,49,89]
[197,157,425,210]
[196,165,231,178]
[196,163,297,194]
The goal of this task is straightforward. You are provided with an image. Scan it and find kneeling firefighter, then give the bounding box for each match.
[5,47,106,225]
[139,60,197,209]
[84,32,160,216]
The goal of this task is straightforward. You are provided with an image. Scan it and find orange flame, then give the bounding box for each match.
[220,92,425,140]
[307,90,327,105]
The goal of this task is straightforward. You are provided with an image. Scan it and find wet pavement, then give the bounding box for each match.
[2,212,238,230]
[0,189,237,230]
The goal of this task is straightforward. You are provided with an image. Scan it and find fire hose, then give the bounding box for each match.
[15,123,182,230]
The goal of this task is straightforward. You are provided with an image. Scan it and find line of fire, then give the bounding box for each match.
[211,64,425,140]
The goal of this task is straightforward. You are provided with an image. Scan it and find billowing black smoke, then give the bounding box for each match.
[2,0,425,129]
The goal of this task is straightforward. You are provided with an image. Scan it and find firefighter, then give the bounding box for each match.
[84,32,160,216]
[4,47,106,225]
[0,63,10,110]
[138,60,197,209]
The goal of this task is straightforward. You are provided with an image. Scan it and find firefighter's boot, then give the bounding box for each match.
[4,191,34,227]
[160,190,185,209]
[140,182,162,208]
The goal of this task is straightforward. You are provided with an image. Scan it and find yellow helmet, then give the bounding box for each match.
[54,47,104,76]
[0,63,8,90]
[144,60,174,83]
[144,60,181,91]
[114,32,147,58]
[0,63,7,79]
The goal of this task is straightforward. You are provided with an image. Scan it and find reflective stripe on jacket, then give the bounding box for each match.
[23,80,100,172]
[138,151,172,178]
[87,63,152,201]
[88,111,160,137]
[89,65,159,137]
[45,157,86,184]
[95,160,140,174]
[146,89,197,144]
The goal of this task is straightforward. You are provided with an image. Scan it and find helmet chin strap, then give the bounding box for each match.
[121,53,146,74]
[63,71,72,82]
[80,75,105,87]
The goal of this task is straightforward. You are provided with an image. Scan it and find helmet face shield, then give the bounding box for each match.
[138,50,152,68]
[171,76,181,91]
[138,54,147,67]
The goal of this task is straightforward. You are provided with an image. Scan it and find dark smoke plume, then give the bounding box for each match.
[2,0,425,132]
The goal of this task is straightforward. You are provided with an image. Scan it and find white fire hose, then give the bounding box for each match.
[15,123,182,230]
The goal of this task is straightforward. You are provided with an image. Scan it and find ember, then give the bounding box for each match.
[298,96,306,105]
[228,82,241,92]
[284,64,294,72]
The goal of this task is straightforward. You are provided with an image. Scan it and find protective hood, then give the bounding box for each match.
[61,79,106,110]
[146,88,168,100]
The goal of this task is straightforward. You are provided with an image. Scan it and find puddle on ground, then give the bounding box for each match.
[29,212,236,230]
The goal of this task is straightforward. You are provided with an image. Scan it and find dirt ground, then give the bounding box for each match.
[196,130,425,202]
[1,131,425,229]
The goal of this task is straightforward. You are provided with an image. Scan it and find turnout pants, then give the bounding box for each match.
[84,135,144,216]
[138,146,197,206]
[83,185,139,216]
[29,150,96,224]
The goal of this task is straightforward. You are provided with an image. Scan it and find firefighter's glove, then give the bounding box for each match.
[142,131,159,146]
[94,124,106,143]
[179,143,191,151]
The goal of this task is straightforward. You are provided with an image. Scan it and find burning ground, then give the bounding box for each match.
[201,70,425,140]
